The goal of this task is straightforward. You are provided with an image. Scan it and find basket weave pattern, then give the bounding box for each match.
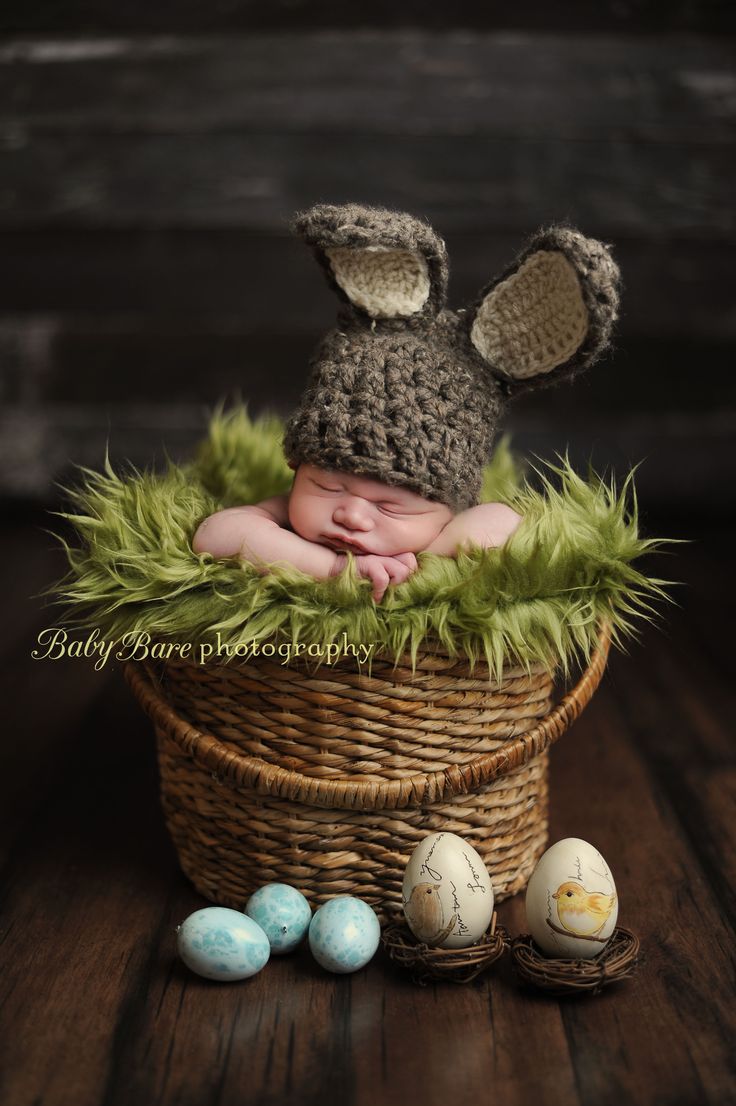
[126,627,609,922]
[161,650,556,780]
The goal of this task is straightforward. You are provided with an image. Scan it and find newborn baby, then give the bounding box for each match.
[193,462,522,603]
[197,202,620,602]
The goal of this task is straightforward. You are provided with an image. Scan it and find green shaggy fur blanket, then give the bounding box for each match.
[50,406,675,680]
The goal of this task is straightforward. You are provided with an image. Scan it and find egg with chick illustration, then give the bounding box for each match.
[402,832,494,948]
[525,837,619,959]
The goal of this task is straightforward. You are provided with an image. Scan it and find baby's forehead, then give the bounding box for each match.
[300,463,432,505]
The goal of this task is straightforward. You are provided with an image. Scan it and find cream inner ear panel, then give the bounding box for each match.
[326,246,431,318]
[470,251,589,380]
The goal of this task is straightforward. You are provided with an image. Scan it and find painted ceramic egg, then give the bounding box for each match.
[245,883,312,954]
[308,896,381,974]
[177,906,270,981]
[402,831,494,949]
[525,838,619,959]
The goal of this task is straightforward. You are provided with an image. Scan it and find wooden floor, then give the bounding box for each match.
[1,508,734,1106]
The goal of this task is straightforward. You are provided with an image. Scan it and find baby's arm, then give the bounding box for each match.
[424,503,522,557]
[193,497,416,601]
[192,498,340,580]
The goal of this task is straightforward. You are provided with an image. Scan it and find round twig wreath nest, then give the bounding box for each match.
[509,927,640,996]
[382,913,509,985]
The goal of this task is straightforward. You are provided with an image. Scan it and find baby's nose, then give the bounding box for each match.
[333,499,373,531]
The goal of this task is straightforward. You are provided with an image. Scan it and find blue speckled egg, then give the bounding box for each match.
[245,883,312,954]
[308,896,381,974]
[177,906,270,981]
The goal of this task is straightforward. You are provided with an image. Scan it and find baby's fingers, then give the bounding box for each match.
[383,560,412,587]
[354,556,385,602]
[393,552,418,572]
[369,564,390,602]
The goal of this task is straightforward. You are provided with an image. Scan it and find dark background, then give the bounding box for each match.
[1,2,734,527]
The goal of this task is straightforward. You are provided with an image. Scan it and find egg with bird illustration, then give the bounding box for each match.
[402,832,494,948]
[525,838,619,959]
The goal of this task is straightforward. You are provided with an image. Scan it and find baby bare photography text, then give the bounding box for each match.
[31,628,377,671]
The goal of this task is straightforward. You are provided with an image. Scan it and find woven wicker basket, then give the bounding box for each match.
[125,623,610,924]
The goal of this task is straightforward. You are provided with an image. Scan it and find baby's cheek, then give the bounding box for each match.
[400,515,448,552]
[288,493,316,539]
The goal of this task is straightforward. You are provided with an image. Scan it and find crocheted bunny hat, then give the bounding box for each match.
[283,202,620,512]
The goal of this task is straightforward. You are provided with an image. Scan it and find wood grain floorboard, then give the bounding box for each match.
[0,673,179,1106]
[605,530,736,931]
[552,676,735,1105]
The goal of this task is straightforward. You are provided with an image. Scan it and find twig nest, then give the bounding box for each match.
[510,926,640,996]
[382,912,509,985]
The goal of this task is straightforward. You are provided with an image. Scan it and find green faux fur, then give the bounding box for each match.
[48,405,676,680]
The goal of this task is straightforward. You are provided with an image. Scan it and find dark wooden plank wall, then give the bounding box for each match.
[0,10,734,516]
[2,1,734,34]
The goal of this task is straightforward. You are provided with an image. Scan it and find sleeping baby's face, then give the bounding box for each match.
[288,463,453,557]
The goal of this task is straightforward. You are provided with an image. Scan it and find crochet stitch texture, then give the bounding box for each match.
[284,202,620,512]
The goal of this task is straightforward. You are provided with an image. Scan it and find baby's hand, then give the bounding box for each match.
[329,551,417,603]
[357,553,417,602]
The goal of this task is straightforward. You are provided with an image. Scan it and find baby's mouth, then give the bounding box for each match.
[324,535,368,554]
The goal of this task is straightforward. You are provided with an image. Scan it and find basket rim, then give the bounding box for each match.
[124,622,611,812]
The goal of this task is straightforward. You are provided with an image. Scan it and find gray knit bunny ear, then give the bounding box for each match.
[466,225,620,392]
[292,202,449,321]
